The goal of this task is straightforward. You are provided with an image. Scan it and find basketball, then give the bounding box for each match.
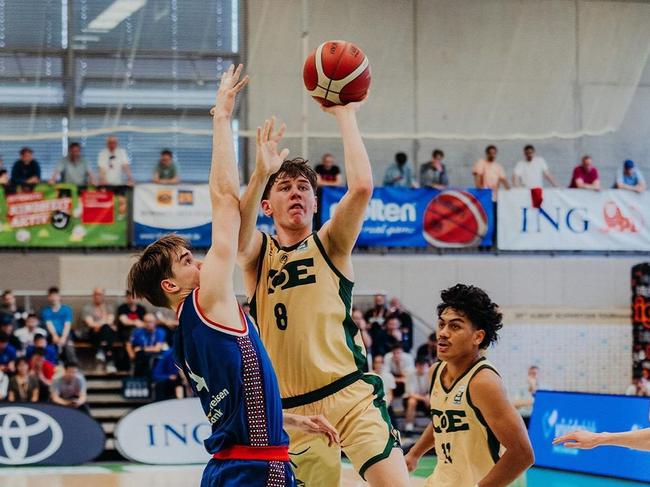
[303,40,371,107]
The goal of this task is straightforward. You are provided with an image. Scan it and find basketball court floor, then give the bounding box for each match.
[0,459,645,487]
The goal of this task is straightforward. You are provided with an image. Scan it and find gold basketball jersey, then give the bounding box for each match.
[427,357,503,487]
[250,232,367,403]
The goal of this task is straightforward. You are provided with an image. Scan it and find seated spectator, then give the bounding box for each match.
[1,289,26,327]
[8,357,39,402]
[403,358,431,433]
[372,354,397,428]
[383,152,414,187]
[0,332,17,374]
[154,308,179,348]
[0,318,23,355]
[419,149,449,189]
[81,287,117,373]
[416,332,438,364]
[382,343,414,398]
[315,153,342,186]
[473,145,509,201]
[10,147,41,186]
[569,155,600,190]
[152,348,186,401]
[351,307,372,354]
[14,313,47,350]
[97,135,134,186]
[512,145,558,188]
[29,348,55,402]
[117,290,146,342]
[130,313,166,378]
[41,287,76,363]
[49,142,95,186]
[387,297,413,352]
[25,334,59,364]
[385,317,407,352]
[615,159,646,193]
[153,149,180,184]
[512,365,542,428]
[365,293,388,328]
[625,377,649,397]
[0,369,8,401]
[0,168,8,185]
[50,361,89,414]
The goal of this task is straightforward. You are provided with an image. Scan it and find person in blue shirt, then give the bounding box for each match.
[41,287,77,362]
[126,65,338,487]
[130,313,166,378]
[0,332,17,373]
[10,147,41,186]
[383,152,414,187]
[152,348,185,401]
[25,334,59,364]
[614,159,646,193]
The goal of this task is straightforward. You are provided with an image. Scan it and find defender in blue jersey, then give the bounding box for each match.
[127,65,338,487]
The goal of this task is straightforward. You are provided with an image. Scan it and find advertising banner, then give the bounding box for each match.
[0,184,127,247]
[632,263,650,377]
[498,189,650,250]
[320,187,494,247]
[0,403,105,465]
[529,390,650,483]
[115,398,210,464]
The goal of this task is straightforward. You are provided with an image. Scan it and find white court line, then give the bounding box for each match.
[0,466,110,477]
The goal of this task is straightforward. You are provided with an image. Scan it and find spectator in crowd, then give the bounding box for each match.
[0,318,23,354]
[569,155,600,190]
[152,348,186,401]
[372,354,397,428]
[49,142,95,186]
[473,145,510,201]
[383,343,415,398]
[0,332,17,373]
[419,149,449,190]
[50,361,89,414]
[10,147,41,186]
[130,312,166,377]
[154,307,179,348]
[512,365,542,428]
[152,149,179,184]
[640,368,650,394]
[0,168,8,185]
[403,358,431,433]
[385,316,407,352]
[14,313,47,350]
[615,159,646,193]
[41,287,76,363]
[81,287,117,373]
[351,308,373,354]
[97,136,134,186]
[1,289,26,327]
[314,153,342,186]
[387,297,413,352]
[29,348,55,402]
[384,152,414,187]
[0,370,8,401]
[7,357,39,402]
[512,145,558,188]
[25,334,59,364]
[416,332,438,364]
[365,293,389,328]
[625,377,649,396]
[117,290,146,342]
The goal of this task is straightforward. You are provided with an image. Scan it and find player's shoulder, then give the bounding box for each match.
[468,363,503,397]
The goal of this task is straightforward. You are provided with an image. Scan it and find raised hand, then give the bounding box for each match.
[256,116,290,177]
[211,63,249,119]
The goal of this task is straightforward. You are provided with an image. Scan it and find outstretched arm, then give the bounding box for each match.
[198,64,249,323]
[554,428,650,451]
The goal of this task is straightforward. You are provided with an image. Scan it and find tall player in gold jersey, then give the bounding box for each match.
[405,284,534,487]
[238,102,410,486]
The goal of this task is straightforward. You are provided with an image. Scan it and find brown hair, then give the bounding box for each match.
[127,234,189,307]
[262,158,317,200]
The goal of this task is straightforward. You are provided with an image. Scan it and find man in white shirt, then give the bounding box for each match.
[97,136,134,186]
[403,358,431,433]
[383,344,415,398]
[512,145,558,188]
[14,313,47,349]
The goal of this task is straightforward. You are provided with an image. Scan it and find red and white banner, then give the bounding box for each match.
[498,189,650,250]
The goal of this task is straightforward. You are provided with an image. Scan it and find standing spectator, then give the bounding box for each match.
[0,318,23,354]
[351,308,372,354]
[388,297,414,352]
[29,348,55,402]
[10,147,41,186]
[615,159,646,193]
[97,136,134,186]
[7,357,39,402]
[383,343,415,398]
[152,348,185,401]
[0,332,17,373]
[403,358,431,433]
[25,334,59,364]
[512,365,542,428]
[372,354,398,428]
[130,312,166,377]
[384,152,414,187]
[49,142,94,186]
[569,155,600,190]
[314,153,342,186]
[1,289,26,327]
[364,293,388,328]
[81,287,117,373]
[152,149,179,184]
[117,291,147,342]
[41,287,76,362]
[419,149,449,190]
[50,362,89,414]
[473,145,510,201]
[512,145,558,188]
[415,332,438,364]
[14,314,47,350]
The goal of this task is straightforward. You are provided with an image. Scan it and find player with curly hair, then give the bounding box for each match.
[405,284,534,487]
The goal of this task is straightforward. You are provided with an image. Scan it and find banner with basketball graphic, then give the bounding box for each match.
[0,184,127,247]
[320,187,494,248]
[632,263,650,378]
[498,189,650,250]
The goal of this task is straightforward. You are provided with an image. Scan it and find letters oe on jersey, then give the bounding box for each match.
[267,257,316,294]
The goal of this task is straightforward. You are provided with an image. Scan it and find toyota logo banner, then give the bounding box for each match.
[0,403,105,465]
